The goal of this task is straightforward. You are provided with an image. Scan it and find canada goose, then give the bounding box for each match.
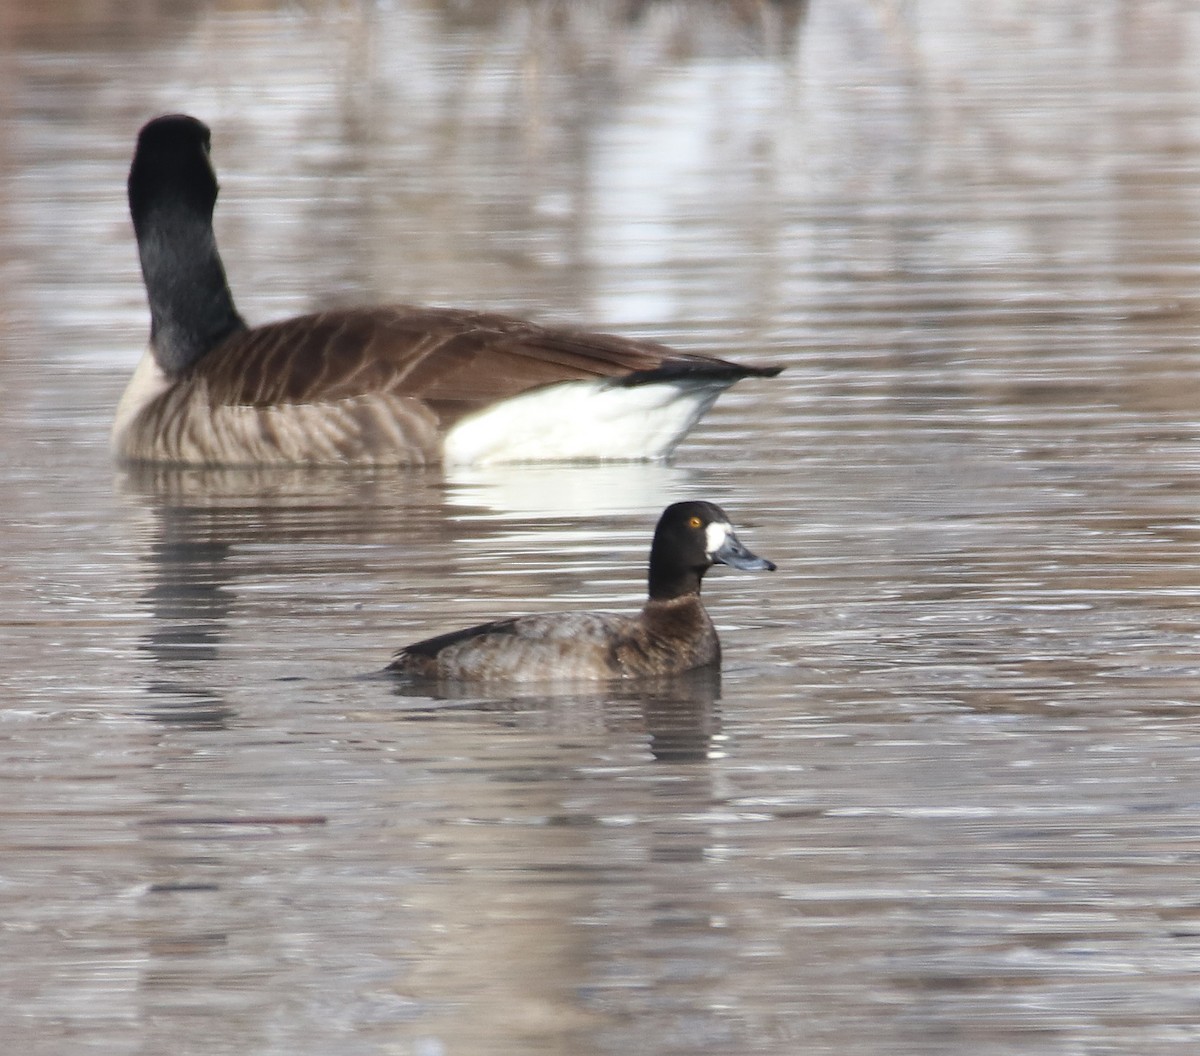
[388,500,774,682]
[114,114,781,467]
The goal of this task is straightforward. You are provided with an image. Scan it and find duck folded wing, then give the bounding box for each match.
[390,610,636,682]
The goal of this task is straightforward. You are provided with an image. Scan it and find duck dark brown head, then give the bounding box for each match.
[647,500,775,601]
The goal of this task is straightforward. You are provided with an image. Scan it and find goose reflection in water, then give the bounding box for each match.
[120,463,447,727]
[119,460,742,751]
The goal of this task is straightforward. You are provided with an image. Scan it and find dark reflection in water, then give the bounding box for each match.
[120,463,453,726]
[139,518,236,727]
[392,664,723,761]
[639,668,722,761]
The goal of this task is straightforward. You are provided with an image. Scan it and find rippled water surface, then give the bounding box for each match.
[5,2,1200,1054]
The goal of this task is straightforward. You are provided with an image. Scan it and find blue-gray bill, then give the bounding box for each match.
[712,531,775,572]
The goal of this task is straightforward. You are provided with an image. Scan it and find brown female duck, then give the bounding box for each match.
[388,501,774,682]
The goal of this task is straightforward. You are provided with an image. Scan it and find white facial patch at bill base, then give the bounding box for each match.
[705,520,730,557]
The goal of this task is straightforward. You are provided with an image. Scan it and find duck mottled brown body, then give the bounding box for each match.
[389,501,774,683]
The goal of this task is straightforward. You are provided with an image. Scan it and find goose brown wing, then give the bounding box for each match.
[192,306,775,422]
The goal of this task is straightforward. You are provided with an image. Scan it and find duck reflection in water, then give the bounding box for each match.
[391,666,724,763]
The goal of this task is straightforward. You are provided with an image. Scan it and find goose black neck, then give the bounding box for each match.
[128,139,246,376]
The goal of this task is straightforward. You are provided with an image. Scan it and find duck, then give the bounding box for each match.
[113,114,781,467]
[388,500,774,682]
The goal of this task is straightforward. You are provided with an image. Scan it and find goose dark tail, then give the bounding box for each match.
[615,357,782,388]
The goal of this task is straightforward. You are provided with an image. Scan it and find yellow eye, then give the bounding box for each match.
[688,516,703,529]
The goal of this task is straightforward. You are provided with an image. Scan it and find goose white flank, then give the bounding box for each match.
[113,114,781,467]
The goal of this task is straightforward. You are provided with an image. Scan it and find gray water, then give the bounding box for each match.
[4,2,1200,1054]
